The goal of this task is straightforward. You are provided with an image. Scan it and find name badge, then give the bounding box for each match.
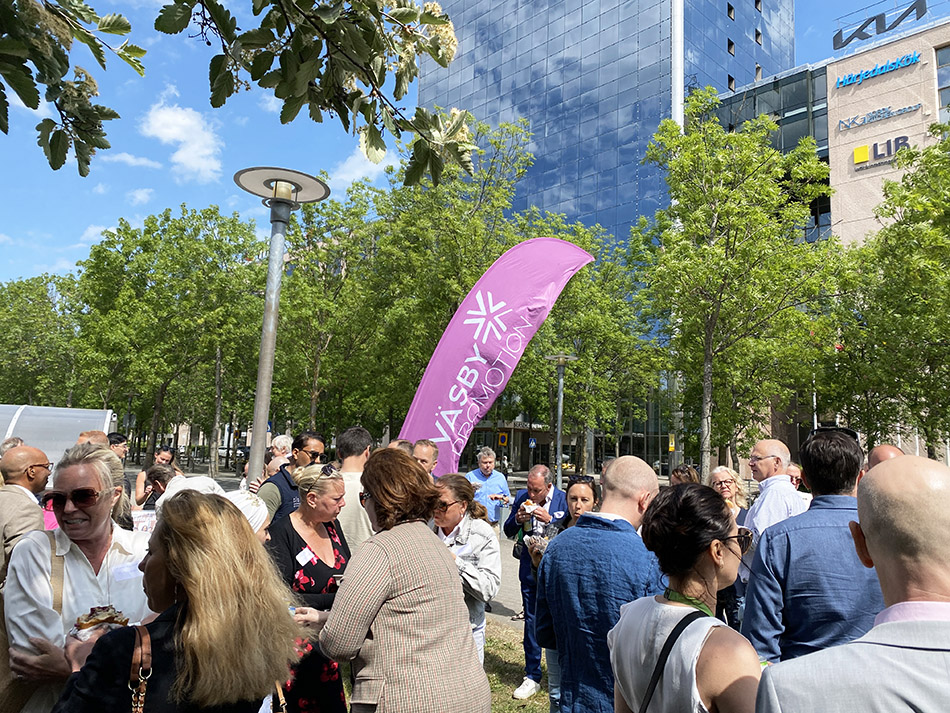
[296,547,316,566]
[113,563,141,581]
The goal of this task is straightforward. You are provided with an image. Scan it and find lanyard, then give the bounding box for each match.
[664,587,714,618]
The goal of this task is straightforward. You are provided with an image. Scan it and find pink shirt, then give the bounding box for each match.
[874,600,950,625]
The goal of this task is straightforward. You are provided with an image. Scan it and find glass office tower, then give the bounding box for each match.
[419,0,796,243]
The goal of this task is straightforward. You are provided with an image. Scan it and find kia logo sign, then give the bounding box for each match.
[833,0,927,50]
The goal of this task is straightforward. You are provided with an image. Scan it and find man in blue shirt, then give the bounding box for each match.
[465,446,510,527]
[535,456,664,713]
[741,428,885,662]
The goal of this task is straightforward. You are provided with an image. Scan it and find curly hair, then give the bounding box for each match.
[361,448,441,530]
[641,483,733,577]
[156,491,302,706]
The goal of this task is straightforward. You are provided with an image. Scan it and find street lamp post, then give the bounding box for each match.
[234,167,329,487]
[545,353,577,491]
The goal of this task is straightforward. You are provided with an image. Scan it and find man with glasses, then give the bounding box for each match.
[258,430,326,524]
[741,439,807,584]
[335,426,374,554]
[742,429,884,663]
[0,446,50,585]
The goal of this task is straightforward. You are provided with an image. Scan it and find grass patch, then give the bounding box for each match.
[484,621,550,713]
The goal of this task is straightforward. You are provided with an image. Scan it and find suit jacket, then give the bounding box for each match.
[503,486,567,584]
[0,484,43,584]
[756,620,950,713]
[319,520,490,713]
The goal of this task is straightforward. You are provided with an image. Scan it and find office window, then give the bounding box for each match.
[755,29,763,45]
[728,39,735,56]
[728,3,735,19]
[936,45,950,67]
[755,0,762,11]
[728,74,736,91]
[755,64,763,80]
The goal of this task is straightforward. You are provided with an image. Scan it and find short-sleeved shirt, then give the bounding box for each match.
[464,468,510,523]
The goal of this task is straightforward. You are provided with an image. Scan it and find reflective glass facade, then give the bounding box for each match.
[419,0,796,244]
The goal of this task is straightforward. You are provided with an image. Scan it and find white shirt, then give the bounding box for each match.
[529,486,556,536]
[154,474,226,514]
[741,474,808,582]
[337,471,373,555]
[4,525,153,713]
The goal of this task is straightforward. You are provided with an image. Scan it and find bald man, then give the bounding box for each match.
[0,446,50,584]
[757,456,950,712]
[741,439,807,583]
[867,443,904,470]
[535,457,664,713]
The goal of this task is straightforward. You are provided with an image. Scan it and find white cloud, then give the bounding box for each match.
[32,258,76,275]
[259,95,282,114]
[101,152,162,169]
[0,233,12,245]
[127,188,154,205]
[329,145,398,192]
[93,183,108,195]
[140,89,222,183]
[79,224,110,246]
[9,93,53,119]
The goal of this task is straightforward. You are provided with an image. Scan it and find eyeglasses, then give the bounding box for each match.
[434,500,460,513]
[359,491,372,507]
[748,455,778,465]
[710,479,734,489]
[27,462,54,472]
[41,488,109,512]
[722,527,753,554]
[301,450,328,463]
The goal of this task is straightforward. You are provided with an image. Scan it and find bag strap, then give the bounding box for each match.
[273,681,287,712]
[44,531,64,614]
[638,610,707,713]
[129,625,152,713]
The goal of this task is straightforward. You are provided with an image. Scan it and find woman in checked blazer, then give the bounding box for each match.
[317,448,490,713]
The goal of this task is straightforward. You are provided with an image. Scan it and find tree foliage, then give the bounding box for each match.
[631,87,841,473]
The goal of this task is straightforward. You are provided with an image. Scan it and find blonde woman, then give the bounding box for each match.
[53,491,301,712]
[707,466,748,630]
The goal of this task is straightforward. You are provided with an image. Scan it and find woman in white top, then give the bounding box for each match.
[608,483,761,713]
[433,474,502,663]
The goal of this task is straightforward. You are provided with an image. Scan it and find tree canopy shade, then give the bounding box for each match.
[2,0,472,184]
[631,87,841,474]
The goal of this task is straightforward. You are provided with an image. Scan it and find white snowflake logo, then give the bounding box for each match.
[463,290,512,344]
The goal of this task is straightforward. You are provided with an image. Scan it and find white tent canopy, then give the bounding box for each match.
[1,405,115,467]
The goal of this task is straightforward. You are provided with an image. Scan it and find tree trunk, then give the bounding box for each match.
[700,341,714,478]
[209,346,223,479]
[145,382,169,469]
[309,351,322,429]
[576,428,587,475]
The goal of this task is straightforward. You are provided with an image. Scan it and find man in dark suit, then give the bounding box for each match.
[504,464,566,700]
[0,445,49,586]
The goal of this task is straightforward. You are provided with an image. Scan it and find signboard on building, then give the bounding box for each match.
[833,0,928,50]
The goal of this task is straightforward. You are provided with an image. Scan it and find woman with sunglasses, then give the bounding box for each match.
[53,490,300,713]
[313,449,490,712]
[608,483,760,713]
[4,443,152,713]
[432,474,501,663]
[265,463,349,713]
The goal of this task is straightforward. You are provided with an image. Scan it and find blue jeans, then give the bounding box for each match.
[546,648,560,713]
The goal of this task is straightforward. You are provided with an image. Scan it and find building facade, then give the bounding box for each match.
[419,0,795,244]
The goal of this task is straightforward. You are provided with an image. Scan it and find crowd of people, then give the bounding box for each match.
[0,426,948,713]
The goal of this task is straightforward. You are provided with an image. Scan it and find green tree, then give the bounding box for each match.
[632,87,840,475]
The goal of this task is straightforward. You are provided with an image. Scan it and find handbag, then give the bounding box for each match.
[637,610,706,713]
[0,531,64,713]
[129,625,152,713]
[511,526,525,559]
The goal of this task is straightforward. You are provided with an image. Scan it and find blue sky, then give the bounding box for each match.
[0,0,932,282]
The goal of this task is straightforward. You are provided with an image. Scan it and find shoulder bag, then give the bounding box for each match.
[637,610,707,713]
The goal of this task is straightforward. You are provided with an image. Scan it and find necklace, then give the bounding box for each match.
[664,587,713,618]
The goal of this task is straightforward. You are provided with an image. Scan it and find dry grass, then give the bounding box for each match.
[484,621,550,713]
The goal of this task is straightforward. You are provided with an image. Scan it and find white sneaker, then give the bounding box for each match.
[512,677,542,699]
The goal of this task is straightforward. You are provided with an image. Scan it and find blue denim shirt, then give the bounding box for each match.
[741,495,886,662]
[465,468,510,523]
[536,514,664,713]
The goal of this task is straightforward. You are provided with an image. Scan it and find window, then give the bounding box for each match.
[755,64,763,80]
[755,0,762,11]
[937,45,950,67]
[755,29,763,45]
[728,74,736,91]
[728,39,735,56]
[728,3,735,19]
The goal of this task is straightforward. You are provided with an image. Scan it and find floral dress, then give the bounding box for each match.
[266,516,350,713]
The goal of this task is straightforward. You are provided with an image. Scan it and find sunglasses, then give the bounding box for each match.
[723,527,753,554]
[808,426,861,443]
[41,488,109,512]
[301,449,328,464]
[359,491,372,507]
[434,499,460,513]
[568,474,594,485]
